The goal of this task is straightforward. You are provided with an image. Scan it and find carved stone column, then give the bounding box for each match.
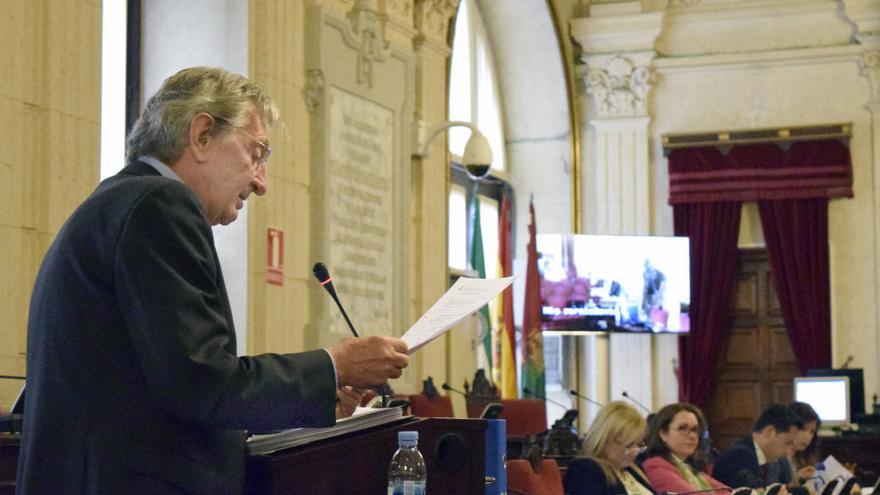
[582,54,653,235]
[571,2,663,419]
[845,0,880,381]
[411,0,460,395]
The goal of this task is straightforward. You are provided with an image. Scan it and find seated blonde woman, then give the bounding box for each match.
[642,403,728,494]
[563,401,656,495]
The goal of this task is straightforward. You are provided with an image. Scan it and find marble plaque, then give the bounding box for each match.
[305,2,413,351]
[326,86,395,335]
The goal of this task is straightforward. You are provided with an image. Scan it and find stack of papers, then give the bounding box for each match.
[247,407,405,455]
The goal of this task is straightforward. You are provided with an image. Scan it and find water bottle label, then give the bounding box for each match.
[387,480,426,495]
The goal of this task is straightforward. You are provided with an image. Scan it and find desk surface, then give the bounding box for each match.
[819,434,880,486]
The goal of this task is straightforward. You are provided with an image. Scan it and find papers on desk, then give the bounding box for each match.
[402,276,514,353]
[815,455,854,495]
[246,406,404,455]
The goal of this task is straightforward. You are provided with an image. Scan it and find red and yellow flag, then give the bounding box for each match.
[496,196,517,398]
[521,198,545,398]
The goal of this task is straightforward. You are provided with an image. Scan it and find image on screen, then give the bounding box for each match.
[794,376,850,425]
[537,234,690,333]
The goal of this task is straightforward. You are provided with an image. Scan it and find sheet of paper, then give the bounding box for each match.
[820,455,853,495]
[402,276,514,353]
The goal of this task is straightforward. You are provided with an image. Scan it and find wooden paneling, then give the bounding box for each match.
[770,326,797,367]
[705,249,800,451]
[733,273,759,315]
[766,273,782,317]
[725,328,761,365]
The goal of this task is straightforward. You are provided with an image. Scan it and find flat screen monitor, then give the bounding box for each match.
[794,376,850,427]
[806,368,865,418]
[536,234,690,333]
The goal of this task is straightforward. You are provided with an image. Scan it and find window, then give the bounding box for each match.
[448,0,508,270]
[448,0,511,378]
[448,184,467,270]
[448,0,506,175]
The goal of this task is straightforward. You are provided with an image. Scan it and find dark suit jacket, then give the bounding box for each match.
[712,436,766,489]
[564,457,657,495]
[17,162,337,494]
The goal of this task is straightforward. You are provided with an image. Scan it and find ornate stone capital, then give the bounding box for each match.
[862,50,880,102]
[584,56,653,118]
[347,0,391,87]
[415,0,458,43]
[380,0,412,20]
[303,69,325,113]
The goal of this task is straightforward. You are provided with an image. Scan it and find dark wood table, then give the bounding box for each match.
[819,434,880,486]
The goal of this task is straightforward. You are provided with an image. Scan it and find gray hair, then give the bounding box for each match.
[126,67,281,166]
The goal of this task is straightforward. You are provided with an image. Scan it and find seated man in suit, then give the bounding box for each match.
[713,404,803,493]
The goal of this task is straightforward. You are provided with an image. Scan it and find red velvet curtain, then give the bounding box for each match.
[758,198,832,374]
[668,139,850,405]
[674,201,742,408]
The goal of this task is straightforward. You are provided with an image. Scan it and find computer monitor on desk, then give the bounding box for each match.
[794,376,850,428]
[807,368,866,418]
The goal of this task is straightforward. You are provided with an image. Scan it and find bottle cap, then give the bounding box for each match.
[398,430,418,444]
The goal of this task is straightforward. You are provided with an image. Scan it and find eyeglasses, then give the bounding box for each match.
[672,425,702,436]
[624,442,647,454]
[211,115,272,169]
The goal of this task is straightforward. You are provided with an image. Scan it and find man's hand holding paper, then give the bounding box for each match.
[327,335,409,388]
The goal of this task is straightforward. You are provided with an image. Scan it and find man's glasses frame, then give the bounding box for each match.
[211,114,272,168]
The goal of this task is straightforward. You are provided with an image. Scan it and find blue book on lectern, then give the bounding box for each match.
[485,419,506,495]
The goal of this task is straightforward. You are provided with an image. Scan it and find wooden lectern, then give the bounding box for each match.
[1,418,486,494]
[245,417,487,494]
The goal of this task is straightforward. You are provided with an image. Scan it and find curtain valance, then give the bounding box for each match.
[668,140,852,205]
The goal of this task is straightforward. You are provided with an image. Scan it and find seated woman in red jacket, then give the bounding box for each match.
[642,403,729,494]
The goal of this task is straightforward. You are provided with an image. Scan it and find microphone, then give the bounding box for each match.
[523,387,572,411]
[441,383,469,398]
[569,389,604,407]
[312,262,359,337]
[313,261,390,406]
[622,391,651,413]
[661,488,733,495]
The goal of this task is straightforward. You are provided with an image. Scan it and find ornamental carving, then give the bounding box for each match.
[347,0,391,87]
[303,69,325,113]
[862,50,880,103]
[585,56,653,118]
[415,0,459,42]
[382,0,412,19]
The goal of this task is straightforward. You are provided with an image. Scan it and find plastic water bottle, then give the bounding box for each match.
[387,431,427,495]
